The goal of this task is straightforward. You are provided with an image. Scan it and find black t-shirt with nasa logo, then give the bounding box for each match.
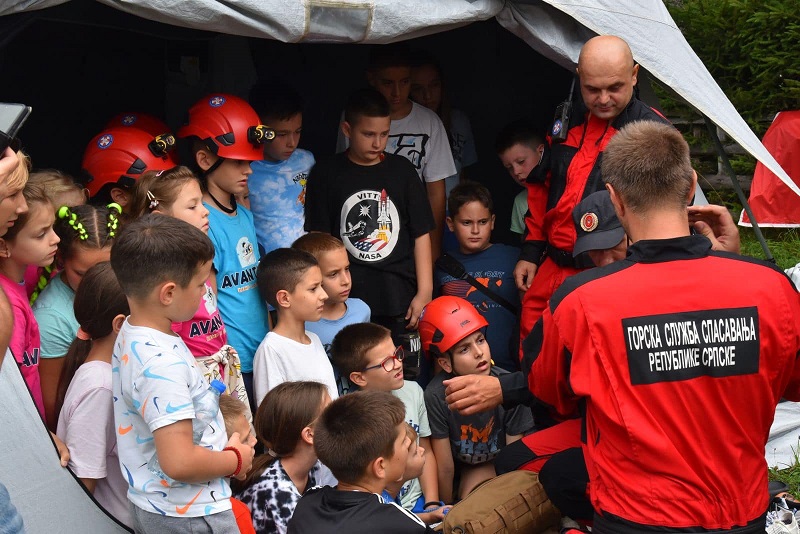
[305,152,435,316]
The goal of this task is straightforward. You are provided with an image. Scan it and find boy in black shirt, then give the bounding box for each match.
[304,88,435,346]
[288,390,432,533]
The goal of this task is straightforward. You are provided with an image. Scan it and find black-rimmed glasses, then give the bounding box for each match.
[362,346,405,372]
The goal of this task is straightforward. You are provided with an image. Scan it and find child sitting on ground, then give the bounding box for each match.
[435,182,520,372]
[234,381,336,534]
[495,121,545,241]
[331,322,439,520]
[252,248,338,405]
[419,296,535,503]
[110,214,255,533]
[291,232,370,395]
[382,424,451,525]
[288,390,432,533]
[217,394,258,534]
[55,262,131,527]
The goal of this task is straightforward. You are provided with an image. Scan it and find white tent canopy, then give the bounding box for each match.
[4,0,797,197]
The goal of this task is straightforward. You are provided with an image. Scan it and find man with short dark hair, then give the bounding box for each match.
[527,120,800,533]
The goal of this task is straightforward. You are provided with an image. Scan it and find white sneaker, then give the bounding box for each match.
[766,510,800,534]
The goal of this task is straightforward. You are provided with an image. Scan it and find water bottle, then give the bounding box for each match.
[146,379,226,480]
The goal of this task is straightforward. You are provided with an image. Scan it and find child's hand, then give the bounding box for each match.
[226,431,256,481]
[418,504,453,524]
[50,431,70,467]
[406,291,432,329]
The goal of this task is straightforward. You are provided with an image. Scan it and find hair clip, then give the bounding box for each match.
[58,206,88,241]
[106,204,121,239]
[267,448,279,458]
[146,190,159,210]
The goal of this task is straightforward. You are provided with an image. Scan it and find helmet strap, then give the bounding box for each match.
[203,155,225,178]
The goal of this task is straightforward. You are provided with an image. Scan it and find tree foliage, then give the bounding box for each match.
[663,0,800,136]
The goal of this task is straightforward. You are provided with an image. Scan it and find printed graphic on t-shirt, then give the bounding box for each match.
[236,236,256,267]
[441,272,508,313]
[202,284,217,314]
[339,189,399,262]
[387,133,430,170]
[294,171,308,206]
[455,416,500,464]
[451,132,467,165]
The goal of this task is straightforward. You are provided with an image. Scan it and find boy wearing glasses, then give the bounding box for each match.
[252,248,339,406]
[419,296,534,503]
[331,322,441,524]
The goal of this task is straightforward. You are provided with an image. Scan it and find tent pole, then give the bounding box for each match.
[702,115,774,263]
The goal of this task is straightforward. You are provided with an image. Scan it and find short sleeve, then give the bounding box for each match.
[503,404,535,437]
[421,113,456,183]
[423,384,450,439]
[35,307,75,359]
[64,387,114,478]
[510,190,527,235]
[304,162,332,233]
[415,386,432,439]
[403,166,436,239]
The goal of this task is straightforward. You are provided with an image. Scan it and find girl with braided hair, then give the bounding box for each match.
[33,202,122,430]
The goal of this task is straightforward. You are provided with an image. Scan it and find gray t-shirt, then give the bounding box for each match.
[424,367,534,465]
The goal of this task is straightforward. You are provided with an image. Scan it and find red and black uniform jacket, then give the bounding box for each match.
[525,236,800,532]
[519,98,669,264]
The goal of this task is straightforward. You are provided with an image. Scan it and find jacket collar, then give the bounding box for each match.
[626,235,712,263]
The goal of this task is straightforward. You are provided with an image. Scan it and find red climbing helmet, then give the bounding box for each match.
[177,94,274,161]
[419,296,488,357]
[105,112,172,137]
[81,127,179,199]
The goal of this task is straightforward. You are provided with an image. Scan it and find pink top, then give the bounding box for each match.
[0,272,45,417]
[171,281,228,357]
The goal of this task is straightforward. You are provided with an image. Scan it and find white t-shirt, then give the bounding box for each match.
[112,320,231,518]
[337,102,456,184]
[56,360,131,527]
[252,331,339,407]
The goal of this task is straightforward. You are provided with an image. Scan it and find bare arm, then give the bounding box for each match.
[418,436,438,502]
[430,437,454,504]
[407,233,433,329]
[426,180,446,261]
[152,421,254,483]
[79,477,97,494]
[40,356,65,431]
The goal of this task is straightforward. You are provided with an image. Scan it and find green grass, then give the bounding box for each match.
[770,443,800,498]
[703,188,800,270]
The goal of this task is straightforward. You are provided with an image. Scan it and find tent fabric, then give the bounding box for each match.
[740,111,800,227]
[3,0,797,200]
[0,352,131,533]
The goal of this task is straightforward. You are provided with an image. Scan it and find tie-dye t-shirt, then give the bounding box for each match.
[249,148,315,254]
[112,319,231,517]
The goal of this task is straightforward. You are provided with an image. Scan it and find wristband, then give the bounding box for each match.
[223,446,242,477]
[424,500,445,510]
